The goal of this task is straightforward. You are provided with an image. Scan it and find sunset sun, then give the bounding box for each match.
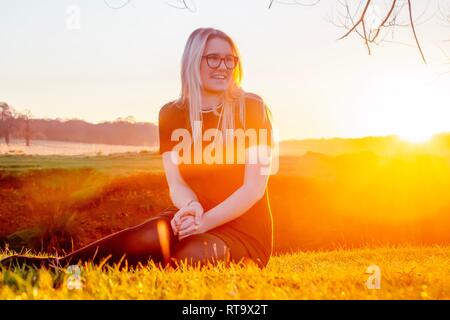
[355,65,448,145]
[397,129,435,144]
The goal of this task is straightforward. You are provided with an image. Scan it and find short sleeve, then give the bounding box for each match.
[244,95,274,149]
[158,102,186,155]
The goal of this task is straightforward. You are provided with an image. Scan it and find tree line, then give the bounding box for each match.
[0,102,158,147]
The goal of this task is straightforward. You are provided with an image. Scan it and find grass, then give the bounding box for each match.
[1,152,449,299]
[1,245,448,299]
[0,153,164,175]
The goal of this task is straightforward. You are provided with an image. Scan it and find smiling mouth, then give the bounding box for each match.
[211,75,227,80]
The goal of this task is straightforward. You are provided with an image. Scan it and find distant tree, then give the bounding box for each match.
[0,102,15,145]
[115,116,136,123]
[16,109,33,146]
[123,115,136,123]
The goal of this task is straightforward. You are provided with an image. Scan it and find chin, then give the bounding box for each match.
[203,85,229,94]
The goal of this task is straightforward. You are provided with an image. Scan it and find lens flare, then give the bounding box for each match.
[156,220,171,266]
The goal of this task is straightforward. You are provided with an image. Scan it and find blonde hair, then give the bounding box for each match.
[175,27,249,147]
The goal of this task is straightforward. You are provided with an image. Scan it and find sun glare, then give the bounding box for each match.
[354,64,449,144]
[397,132,433,144]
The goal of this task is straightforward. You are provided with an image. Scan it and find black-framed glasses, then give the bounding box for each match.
[202,54,239,70]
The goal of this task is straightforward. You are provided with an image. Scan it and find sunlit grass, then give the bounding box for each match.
[1,245,448,299]
[1,151,449,299]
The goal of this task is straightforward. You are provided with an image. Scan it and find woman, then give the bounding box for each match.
[0,27,275,270]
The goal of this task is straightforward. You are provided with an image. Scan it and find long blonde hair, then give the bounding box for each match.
[175,27,248,147]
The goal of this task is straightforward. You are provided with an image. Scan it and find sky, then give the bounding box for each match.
[1,0,450,141]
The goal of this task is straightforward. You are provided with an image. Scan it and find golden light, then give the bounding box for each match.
[156,219,171,266]
[390,77,442,145]
[397,131,434,145]
[353,64,449,143]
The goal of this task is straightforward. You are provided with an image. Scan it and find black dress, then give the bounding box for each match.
[158,93,274,268]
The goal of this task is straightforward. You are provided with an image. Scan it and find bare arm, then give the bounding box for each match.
[177,145,272,237]
[162,150,198,209]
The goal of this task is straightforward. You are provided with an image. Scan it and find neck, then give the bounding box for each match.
[200,89,223,110]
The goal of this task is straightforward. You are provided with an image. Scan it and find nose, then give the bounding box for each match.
[217,59,227,70]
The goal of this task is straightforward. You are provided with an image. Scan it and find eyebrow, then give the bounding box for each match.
[204,52,234,56]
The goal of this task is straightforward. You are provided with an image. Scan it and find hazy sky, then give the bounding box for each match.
[1,0,450,141]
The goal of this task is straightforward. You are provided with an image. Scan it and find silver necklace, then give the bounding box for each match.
[201,101,224,133]
[201,103,223,113]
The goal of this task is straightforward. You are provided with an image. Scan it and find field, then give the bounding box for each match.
[1,147,450,299]
[1,245,449,299]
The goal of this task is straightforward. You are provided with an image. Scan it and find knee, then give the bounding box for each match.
[135,216,175,238]
[151,216,177,254]
[130,216,177,252]
[169,235,231,268]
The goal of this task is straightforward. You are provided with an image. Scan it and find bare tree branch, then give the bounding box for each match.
[370,0,397,43]
[157,0,445,64]
[362,17,371,55]
[165,0,197,12]
[437,0,450,26]
[407,0,427,63]
[269,0,321,9]
[337,0,372,40]
[330,1,435,63]
[104,0,131,10]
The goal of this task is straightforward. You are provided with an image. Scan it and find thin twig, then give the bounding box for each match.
[362,18,371,54]
[408,0,427,64]
[338,0,372,40]
[370,0,397,43]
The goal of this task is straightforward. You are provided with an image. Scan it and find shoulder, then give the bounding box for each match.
[244,92,265,107]
[159,99,185,121]
[243,92,272,124]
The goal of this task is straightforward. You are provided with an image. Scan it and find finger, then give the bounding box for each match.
[177,224,199,237]
[179,215,191,223]
[170,219,178,235]
[172,215,185,231]
[174,212,183,225]
[178,234,187,241]
[176,215,192,228]
[174,214,180,226]
[178,233,191,241]
[178,218,193,232]
[174,209,195,223]
[178,230,195,241]
[178,217,195,232]
[173,208,186,224]
[195,212,202,225]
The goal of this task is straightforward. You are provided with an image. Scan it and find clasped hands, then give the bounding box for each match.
[170,200,205,240]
